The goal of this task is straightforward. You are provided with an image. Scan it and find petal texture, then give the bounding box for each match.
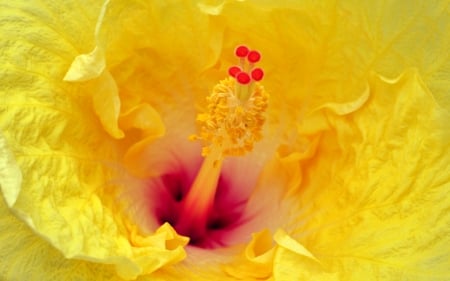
[280,70,450,280]
[0,1,186,279]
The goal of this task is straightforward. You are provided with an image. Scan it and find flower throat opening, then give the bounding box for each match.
[157,46,269,248]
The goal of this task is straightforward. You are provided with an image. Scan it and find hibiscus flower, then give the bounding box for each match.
[0,0,449,280]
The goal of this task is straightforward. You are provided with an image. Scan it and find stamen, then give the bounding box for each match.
[195,46,267,157]
[182,46,268,244]
[194,76,268,158]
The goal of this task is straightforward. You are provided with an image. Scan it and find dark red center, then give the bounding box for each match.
[150,167,248,248]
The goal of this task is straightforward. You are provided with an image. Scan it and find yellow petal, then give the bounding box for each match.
[197,0,226,16]
[63,46,106,82]
[312,85,370,116]
[115,223,188,278]
[274,229,318,263]
[63,0,126,139]
[212,0,450,111]
[0,194,126,281]
[63,0,109,82]
[281,69,450,279]
[120,103,166,175]
[119,103,164,132]
[90,70,125,138]
[224,229,275,279]
[0,1,184,279]
[337,0,450,106]
[273,230,338,281]
[0,132,22,206]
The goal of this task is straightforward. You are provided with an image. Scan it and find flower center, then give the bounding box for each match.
[153,165,249,248]
[157,46,268,248]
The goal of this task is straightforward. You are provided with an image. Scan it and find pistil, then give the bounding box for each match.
[178,45,269,244]
[176,147,223,242]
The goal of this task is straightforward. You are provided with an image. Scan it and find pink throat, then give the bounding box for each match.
[149,160,252,248]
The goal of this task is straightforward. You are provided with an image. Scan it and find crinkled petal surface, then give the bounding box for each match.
[0,1,187,280]
[0,0,449,280]
[270,70,450,280]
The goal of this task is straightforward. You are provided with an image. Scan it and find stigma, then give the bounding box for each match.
[175,46,269,246]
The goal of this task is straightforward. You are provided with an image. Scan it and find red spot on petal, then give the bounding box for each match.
[235,45,249,58]
[251,68,264,81]
[247,50,261,63]
[236,72,251,84]
[228,66,241,77]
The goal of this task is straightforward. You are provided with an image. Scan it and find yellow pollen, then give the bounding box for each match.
[192,77,269,158]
